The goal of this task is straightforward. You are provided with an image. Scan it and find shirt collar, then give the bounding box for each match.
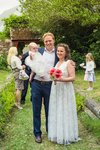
[44,47,55,53]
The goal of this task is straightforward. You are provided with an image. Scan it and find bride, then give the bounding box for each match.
[48,43,80,145]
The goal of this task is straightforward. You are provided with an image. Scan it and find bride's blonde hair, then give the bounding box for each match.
[7,47,18,65]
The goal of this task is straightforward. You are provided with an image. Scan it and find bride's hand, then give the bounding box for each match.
[55,78,64,82]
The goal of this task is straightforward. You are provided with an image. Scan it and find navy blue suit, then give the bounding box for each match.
[31,48,58,137]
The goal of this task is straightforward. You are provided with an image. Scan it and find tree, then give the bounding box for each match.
[2,15,30,37]
[19,0,100,32]
[1,0,100,67]
[18,0,100,67]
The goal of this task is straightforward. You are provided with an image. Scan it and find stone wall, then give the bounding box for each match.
[0,39,11,54]
[0,28,40,54]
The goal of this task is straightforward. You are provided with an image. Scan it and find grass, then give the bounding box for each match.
[0,70,100,150]
[0,70,11,83]
[0,92,100,150]
[74,70,100,102]
[79,112,100,140]
[74,69,100,144]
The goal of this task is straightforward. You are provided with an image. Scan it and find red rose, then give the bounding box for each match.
[54,69,62,79]
[49,68,56,76]
[49,68,62,80]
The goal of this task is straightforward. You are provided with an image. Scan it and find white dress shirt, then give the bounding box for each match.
[34,48,55,81]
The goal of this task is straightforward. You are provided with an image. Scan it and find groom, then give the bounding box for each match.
[31,32,58,143]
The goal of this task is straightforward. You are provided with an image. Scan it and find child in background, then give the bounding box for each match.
[80,53,96,91]
[25,42,46,82]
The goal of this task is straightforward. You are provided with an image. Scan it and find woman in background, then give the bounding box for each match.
[7,47,25,109]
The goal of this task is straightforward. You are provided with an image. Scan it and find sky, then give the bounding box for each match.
[0,0,20,15]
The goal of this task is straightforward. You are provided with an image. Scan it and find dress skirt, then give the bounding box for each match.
[48,81,79,145]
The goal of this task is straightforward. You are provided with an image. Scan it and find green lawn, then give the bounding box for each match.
[0,70,100,150]
[74,70,100,102]
[0,99,100,150]
[0,70,11,83]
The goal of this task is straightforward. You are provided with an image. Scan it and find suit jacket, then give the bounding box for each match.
[21,52,31,75]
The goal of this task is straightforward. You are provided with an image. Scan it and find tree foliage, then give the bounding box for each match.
[2,15,30,37]
[1,0,100,67]
[19,0,100,67]
[19,0,100,31]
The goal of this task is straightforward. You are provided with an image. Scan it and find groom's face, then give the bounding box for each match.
[44,35,55,52]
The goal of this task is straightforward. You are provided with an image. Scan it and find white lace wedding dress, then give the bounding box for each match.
[48,60,79,145]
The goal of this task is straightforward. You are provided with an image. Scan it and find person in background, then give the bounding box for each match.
[80,53,96,91]
[25,42,46,82]
[48,43,80,145]
[31,32,58,143]
[21,42,38,104]
[7,47,25,109]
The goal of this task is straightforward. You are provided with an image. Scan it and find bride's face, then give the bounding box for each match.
[57,46,66,60]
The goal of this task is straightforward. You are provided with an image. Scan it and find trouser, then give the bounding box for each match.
[21,70,31,103]
[31,79,52,137]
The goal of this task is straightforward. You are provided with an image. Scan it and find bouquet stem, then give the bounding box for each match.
[54,80,56,85]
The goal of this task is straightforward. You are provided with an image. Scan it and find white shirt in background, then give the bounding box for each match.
[11,56,23,70]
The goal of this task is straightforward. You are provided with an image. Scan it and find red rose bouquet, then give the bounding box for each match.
[49,68,62,84]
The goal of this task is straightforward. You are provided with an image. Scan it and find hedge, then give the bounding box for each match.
[0,80,15,137]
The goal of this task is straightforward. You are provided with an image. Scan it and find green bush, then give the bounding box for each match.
[0,80,15,136]
[76,93,85,112]
[0,53,8,70]
[89,28,100,68]
[3,15,30,38]
[0,31,7,40]
[71,50,85,70]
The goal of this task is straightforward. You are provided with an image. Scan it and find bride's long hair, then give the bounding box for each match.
[56,43,75,67]
[56,43,71,60]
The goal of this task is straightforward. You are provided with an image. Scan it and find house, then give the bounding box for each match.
[10,28,41,54]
